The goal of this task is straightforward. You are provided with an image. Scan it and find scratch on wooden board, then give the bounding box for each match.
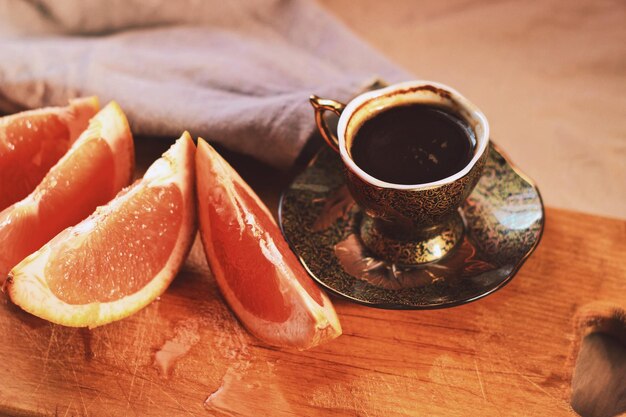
[428,355,489,402]
[84,390,102,415]
[31,360,54,397]
[146,374,156,405]
[127,360,140,407]
[474,359,487,401]
[157,384,195,417]
[102,326,120,367]
[69,362,87,415]
[359,400,372,417]
[305,373,413,417]
[100,326,143,416]
[110,368,137,417]
[32,379,44,397]
[31,325,59,398]
[516,371,569,410]
[18,321,44,355]
[62,400,73,417]
[42,325,57,373]
[127,312,152,403]
[137,378,146,402]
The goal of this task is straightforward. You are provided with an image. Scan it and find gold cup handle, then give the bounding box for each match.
[309,95,346,153]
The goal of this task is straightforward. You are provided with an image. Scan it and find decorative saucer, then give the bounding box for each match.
[278,143,544,309]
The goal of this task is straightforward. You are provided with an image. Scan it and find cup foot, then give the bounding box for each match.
[359,213,464,265]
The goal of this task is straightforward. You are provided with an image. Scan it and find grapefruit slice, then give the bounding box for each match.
[0,97,99,211]
[0,101,134,279]
[4,133,196,327]
[195,138,341,350]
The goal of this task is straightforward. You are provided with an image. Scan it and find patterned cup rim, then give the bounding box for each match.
[337,80,490,191]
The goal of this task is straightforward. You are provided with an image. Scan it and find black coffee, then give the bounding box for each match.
[350,104,475,184]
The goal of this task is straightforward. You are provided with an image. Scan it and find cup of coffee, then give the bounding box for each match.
[310,80,490,264]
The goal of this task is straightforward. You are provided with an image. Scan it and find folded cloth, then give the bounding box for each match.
[0,0,411,167]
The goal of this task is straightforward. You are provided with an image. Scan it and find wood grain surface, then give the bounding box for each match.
[0,136,624,417]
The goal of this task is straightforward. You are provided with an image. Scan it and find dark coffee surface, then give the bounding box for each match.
[350,104,475,184]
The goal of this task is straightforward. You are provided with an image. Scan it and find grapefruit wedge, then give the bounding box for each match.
[195,138,341,350]
[0,97,99,211]
[4,133,196,327]
[0,101,134,279]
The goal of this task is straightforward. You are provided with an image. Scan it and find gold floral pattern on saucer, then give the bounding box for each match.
[279,143,544,309]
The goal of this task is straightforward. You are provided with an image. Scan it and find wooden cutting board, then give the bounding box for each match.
[0,138,624,417]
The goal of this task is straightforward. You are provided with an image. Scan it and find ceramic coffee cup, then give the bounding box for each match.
[310,80,490,264]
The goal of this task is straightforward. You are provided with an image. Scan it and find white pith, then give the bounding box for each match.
[1,100,129,274]
[76,101,134,191]
[196,139,341,350]
[0,96,98,127]
[7,133,196,328]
